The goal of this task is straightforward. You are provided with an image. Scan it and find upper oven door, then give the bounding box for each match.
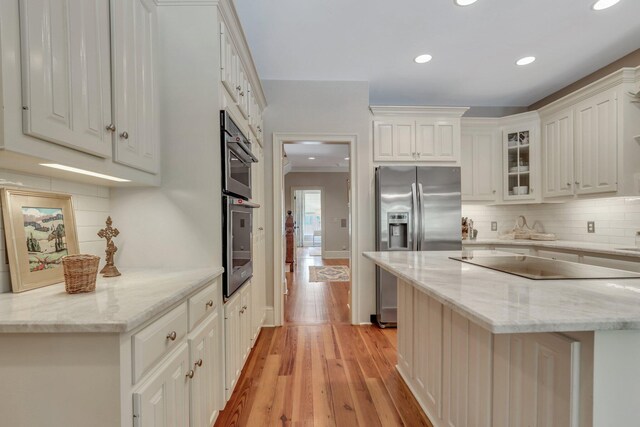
[221,111,257,200]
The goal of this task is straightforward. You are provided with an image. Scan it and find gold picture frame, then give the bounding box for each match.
[1,188,79,293]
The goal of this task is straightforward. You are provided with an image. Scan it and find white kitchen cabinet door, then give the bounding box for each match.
[413,290,443,421]
[240,281,252,363]
[461,130,498,201]
[397,279,414,377]
[224,293,241,401]
[111,0,159,174]
[373,120,415,161]
[237,68,249,119]
[220,21,239,103]
[574,91,618,195]
[20,0,112,158]
[188,312,222,427]
[416,120,458,162]
[493,333,580,427]
[542,109,574,198]
[133,343,190,427]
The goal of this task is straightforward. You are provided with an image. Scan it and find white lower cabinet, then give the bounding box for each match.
[133,343,191,427]
[188,311,222,427]
[224,279,257,402]
[397,278,590,427]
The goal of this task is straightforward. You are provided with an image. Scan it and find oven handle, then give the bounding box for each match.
[228,198,260,208]
[232,139,258,163]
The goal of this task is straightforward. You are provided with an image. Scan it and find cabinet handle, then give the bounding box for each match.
[106,124,116,132]
[258,227,264,231]
[186,370,195,379]
[206,300,214,308]
[195,359,203,368]
[575,181,580,185]
[257,126,261,132]
[120,131,129,140]
[240,91,245,97]
[166,331,177,341]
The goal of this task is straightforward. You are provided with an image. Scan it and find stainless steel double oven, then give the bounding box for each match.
[221,111,259,299]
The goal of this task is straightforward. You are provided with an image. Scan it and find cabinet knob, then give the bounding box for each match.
[258,227,264,231]
[236,85,242,91]
[206,300,214,308]
[239,308,245,314]
[575,181,580,185]
[530,188,534,193]
[106,124,116,132]
[567,182,572,187]
[166,331,177,341]
[186,370,195,379]
[492,190,496,194]
[243,305,248,310]
[195,359,203,368]
[240,91,245,97]
[120,131,129,140]
[257,126,261,132]
[416,152,420,157]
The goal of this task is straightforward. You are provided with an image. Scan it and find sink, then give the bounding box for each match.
[616,248,640,252]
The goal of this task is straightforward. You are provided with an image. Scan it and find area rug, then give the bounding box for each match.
[308,265,350,282]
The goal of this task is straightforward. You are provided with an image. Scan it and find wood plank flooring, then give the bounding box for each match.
[214,248,431,427]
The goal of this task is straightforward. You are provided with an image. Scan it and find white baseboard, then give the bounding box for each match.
[263,306,275,326]
[323,250,350,259]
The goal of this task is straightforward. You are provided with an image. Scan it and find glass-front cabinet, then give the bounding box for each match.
[502,116,539,202]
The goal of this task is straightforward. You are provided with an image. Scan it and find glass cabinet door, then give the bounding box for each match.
[505,130,532,198]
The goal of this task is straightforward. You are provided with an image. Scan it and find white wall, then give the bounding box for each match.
[463,197,640,246]
[110,5,222,269]
[262,80,375,323]
[0,170,111,293]
[284,172,350,253]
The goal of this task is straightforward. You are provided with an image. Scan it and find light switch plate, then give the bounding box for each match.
[587,221,595,233]
[491,221,498,231]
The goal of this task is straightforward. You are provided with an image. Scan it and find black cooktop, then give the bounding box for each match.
[450,254,640,280]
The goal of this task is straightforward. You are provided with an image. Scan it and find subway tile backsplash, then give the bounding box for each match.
[462,197,640,247]
[0,170,111,293]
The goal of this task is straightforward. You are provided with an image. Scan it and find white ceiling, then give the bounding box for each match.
[284,143,350,172]
[235,0,640,107]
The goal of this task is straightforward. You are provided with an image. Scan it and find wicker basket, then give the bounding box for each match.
[62,255,100,294]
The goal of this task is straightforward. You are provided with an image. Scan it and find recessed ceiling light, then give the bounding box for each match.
[592,0,621,10]
[308,157,316,160]
[516,56,536,66]
[455,0,478,5]
[344,157,350,160]
[39,163,131,182]
[414,54,433,64]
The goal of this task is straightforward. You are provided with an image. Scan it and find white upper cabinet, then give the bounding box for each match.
[461,121,499,202]
[371,107,468,163]
[500,112,541,203]
[542,108,574,198]
[574,90,618,195]
[220,21,239,103]
[111,0,159,174]
[20,0,113,158]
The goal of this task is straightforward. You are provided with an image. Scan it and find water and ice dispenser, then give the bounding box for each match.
[387,212,409,249]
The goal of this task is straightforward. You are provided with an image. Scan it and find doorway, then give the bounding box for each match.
[292,188,323,256]
[280,141,353,325]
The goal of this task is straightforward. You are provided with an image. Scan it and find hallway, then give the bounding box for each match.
[214,249,431,426]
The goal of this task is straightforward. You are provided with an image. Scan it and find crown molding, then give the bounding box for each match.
[370,105,469,118]
[498,110,540,127]
[538,67,637,117]
[461,117,501,128]
[218,0,267,110]
[154,0,219,5]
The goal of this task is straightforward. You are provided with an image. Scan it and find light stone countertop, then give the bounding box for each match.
[462,238,640,258]
[364,250,640,334]
[0,267,223,333]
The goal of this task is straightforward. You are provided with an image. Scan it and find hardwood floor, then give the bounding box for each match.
[214,248,431,427]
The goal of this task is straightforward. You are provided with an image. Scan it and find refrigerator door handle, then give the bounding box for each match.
[411,183,418,251]
[418,183,424,251]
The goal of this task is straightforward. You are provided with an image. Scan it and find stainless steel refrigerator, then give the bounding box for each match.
[374,166,462,327]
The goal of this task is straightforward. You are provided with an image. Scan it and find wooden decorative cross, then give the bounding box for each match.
[97,216,121,277]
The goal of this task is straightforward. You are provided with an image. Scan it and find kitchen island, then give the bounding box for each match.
[364,249,640,427]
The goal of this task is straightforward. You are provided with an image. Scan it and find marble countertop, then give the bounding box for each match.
[0,267,223,333]
[364,250,640,334]
[462,238,640,258]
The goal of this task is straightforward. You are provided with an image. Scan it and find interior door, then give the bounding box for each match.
[294,190,304,247]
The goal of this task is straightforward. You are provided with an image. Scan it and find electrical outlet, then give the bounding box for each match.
[587,221,595,233]
[491,221,498,231]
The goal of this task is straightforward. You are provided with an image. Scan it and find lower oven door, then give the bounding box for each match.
[223,197,255,298]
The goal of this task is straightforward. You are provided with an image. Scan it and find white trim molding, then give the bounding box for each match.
[263,307,275,327]
[323,251,350,259]
[273,133,359,326]
[370,105,469,118]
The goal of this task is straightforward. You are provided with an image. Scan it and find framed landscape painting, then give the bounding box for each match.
[1,189,79,293]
